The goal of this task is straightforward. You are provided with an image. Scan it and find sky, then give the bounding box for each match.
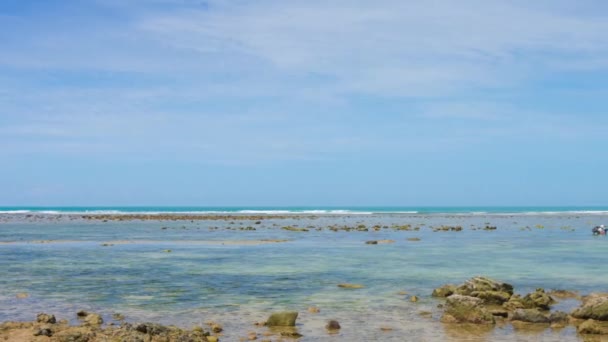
[1,0,607,206]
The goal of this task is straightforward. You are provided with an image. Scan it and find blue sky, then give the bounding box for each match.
[1,0,607,206]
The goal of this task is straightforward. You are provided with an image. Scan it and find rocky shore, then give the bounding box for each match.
[432,276,608,337]
[4,276,608,341]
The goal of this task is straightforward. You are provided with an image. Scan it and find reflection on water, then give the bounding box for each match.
[0,213,606,341]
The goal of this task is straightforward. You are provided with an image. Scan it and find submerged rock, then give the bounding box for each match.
[266,311,298,327]
[326,320,341,330]
[337,283,364,289]
[510,309,550,323]
[441,295,495,324]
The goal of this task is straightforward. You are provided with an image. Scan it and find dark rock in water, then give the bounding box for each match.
[337,283,364,289]
[365,240,378,244]
[490,309,509,318]
[76,310,88,318]
[571,293,608,321]
[577,319,608,334]
[511,309,550,323]
[441,295,495,324]
[37,313,56,324]
[135,322,169,335]
[266,311,298,327]
[432,285,456,298]
[33,328,53,337]
[326,320,341,330]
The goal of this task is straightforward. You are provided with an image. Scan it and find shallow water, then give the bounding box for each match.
[1,213,607,341]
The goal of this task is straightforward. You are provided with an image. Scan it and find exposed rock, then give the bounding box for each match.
[16,293,29,299]
[432,284,456,298]
[406,237,421,241]
[571,293,608,321]
[135,322,169,335]
[441,295,495,324]
[510,309,550,323]
[83,313,103,326]
[521,288,554,310]
[308,306,320,313]
[577,319,608,334]
[266,311,298,327]
[365,240,378,245]
[37,313,56,324]
[211,323,223,333]
[470,290,512,305]
[410,295,419,302]
[454,277,513,305]
[326,320,341,330]
[54,327,95,342]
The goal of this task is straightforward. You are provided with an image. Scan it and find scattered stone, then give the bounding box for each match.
[266,311,298,327]
[16,293,29,299]
[280,331,303,338]
[326,320,341,330]
[211,323,223,333]
[365,240,378,245]
[83,313,103,326]
[33,328,52,337]
[410,295,419,302]
[308,306,320,313]
[37,313,56,324]
[380,326,393,331]
[406,237,421,241]
[337,283,364,289]
[135,322,169,335]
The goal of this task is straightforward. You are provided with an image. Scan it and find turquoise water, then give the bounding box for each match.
[1,205,608,214]
[1,212,607,341]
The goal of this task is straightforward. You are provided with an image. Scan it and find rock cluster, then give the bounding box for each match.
[433,276,608,336]
[0,312,213,342]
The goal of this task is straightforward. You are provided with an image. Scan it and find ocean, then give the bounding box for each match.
[1,207,607,341]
